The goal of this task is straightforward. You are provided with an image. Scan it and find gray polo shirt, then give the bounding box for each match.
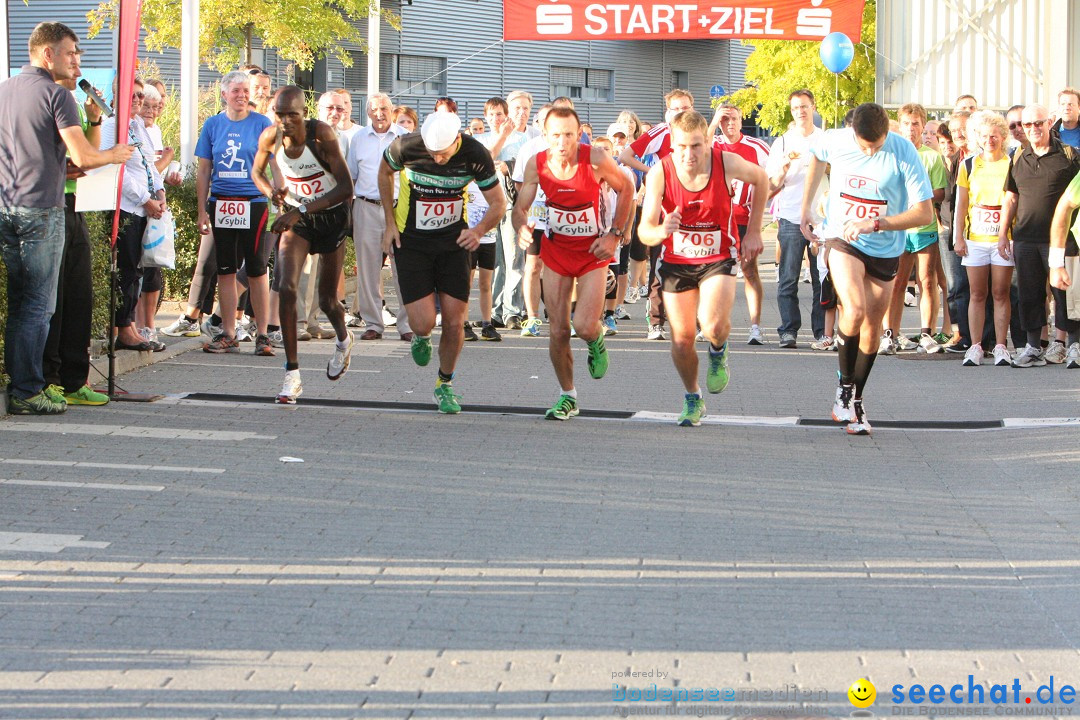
[0,65,82,209]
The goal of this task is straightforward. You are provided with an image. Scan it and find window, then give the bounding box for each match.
[551,66,613,103]
[393,54,446,96]
[671,71,689,92]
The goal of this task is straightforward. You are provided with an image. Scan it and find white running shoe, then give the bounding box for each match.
[161,316,201,337]
[277,370,302,404]
[800,266,811,284]
[624,287,639,304]
[695,331,706,343]
[917,333,942,354]
[614,305,631,320]
[327,331,354,380]
[810,336,834,351]
[1066,342,1080,369]
[904,287,917,307]
[344,313,364,328]
[896,334,918,352]
[846,399,872,435]
[1044,340,1067,364]
[647,324,667,341]
[878,333,897,355]
[1011,344,1046,367]
[383,306,398,327]
[235,322,252,343]
[992,344,1012,366]
[962,344,984,366]
[832,382,855,423]
[267,329,284,348]
[747,324,764,345]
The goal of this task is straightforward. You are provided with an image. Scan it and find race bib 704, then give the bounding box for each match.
[548,205,599,237]
[215,200,251,229]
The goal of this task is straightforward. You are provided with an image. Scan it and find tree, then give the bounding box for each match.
[724,0,876,134]
[85,0,401,73]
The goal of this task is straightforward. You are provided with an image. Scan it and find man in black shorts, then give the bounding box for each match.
[252,86,355,404]
[378,111,505,414]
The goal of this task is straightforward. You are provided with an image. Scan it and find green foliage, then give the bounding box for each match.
[85,0,401,73]
[160,169,203,301]
[722,0,877,134]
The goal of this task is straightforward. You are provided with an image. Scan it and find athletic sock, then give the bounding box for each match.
[921,327,931,336]
[184,314,198,323]
[336,337,350,350]
[1041,339,1050,348]
[603,310,614,318]
[561,388,577,399]
[210,314,222,327]
[437,369,453,385]
[709,343,725,355]
[267,324,280,333]
[1027,330,1042,348]
[837,331,859,385]
[852,348,878,398]
[285,362,299,371]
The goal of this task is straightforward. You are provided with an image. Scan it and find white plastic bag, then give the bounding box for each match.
[141,209,175,269]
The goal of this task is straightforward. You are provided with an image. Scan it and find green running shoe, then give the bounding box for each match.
[65,385,109,406]
[43,384,68,405]
[545,393,579,420]
[678,393,706,427]
[433,382,461,414]
[587,335,609,379]
[706,341,730,394]
[411,334,433,367]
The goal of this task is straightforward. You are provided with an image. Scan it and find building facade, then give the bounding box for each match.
[5,0,751,129]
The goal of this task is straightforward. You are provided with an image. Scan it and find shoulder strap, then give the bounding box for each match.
[964,155,975,179]
[305,119,335,174]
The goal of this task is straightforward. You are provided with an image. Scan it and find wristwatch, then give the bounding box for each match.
[606,226,624,238]
[88,118,103,127]
[872,218,881,233]
[297,204,308,215]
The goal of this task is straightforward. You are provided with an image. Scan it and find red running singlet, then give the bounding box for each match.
[536,144,609,278]
[660,146,739,265]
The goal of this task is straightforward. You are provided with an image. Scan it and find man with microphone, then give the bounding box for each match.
[0,22,132,416]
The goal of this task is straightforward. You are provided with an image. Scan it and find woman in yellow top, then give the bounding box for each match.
[954,112,1014,367]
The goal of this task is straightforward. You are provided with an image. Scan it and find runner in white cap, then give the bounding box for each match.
[378,110,504,414]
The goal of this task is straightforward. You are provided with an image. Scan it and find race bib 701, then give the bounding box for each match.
[417,198,463,231]
[215,200,251,229]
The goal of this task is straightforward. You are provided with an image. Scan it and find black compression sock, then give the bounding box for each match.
[285,362,299,371]
[837,331,859,385]
[184,314,198,323]
[853,348,878,398]
[1027,330,1042,348]
[267,324,280,333]
[437,369,453,384]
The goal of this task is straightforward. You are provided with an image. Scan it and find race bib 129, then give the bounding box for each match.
[971,204,1002,238]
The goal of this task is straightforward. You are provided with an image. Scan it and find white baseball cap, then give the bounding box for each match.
[606,123,629,138]
[421,110,462,152]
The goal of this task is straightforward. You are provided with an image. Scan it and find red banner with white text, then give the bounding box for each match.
[110,0,144,247]
[503,0,864,42]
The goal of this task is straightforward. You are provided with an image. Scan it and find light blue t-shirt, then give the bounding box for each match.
[1058,123,1080,150]
[810,129,933,258]
[194,111,272,199]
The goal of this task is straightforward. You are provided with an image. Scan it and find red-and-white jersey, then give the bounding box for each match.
[659,146,739,265]
[629,123,672,161]
[537,144,603,247]
[713,134,770,225]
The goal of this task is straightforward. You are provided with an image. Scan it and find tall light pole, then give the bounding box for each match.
[367,0,380,112]
[180,0,200,167]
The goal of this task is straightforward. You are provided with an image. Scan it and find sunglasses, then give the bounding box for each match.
[1008,122,1022,129]
[133,91,144,100]
[322,105,346,113]
[1022,120,1047,129]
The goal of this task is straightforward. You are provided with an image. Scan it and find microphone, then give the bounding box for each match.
[78,79,114,118]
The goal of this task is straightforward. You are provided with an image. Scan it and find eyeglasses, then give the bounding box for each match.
[321,105,346,113]
[1008,122,1022,129]
[133,92,144,100]
[1022,120,1047,129]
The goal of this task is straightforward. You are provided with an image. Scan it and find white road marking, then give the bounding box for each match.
[159,361,379,372]
[1002,417,1080,428]
[0,479,164,492]
[0,532,110,554]
[630,411,801,426]
[0,458,224,474]
[0,423,275,441]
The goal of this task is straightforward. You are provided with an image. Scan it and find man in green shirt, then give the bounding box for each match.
[41,72,111,406]
[880,102,949,355]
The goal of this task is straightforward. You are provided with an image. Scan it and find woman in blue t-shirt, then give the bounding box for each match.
[195,70,274,354]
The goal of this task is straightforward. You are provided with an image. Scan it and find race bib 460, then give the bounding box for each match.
[215,200,251,229]
[417,198,463,231]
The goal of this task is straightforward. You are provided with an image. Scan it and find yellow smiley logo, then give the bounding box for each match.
[848,678,876,708]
